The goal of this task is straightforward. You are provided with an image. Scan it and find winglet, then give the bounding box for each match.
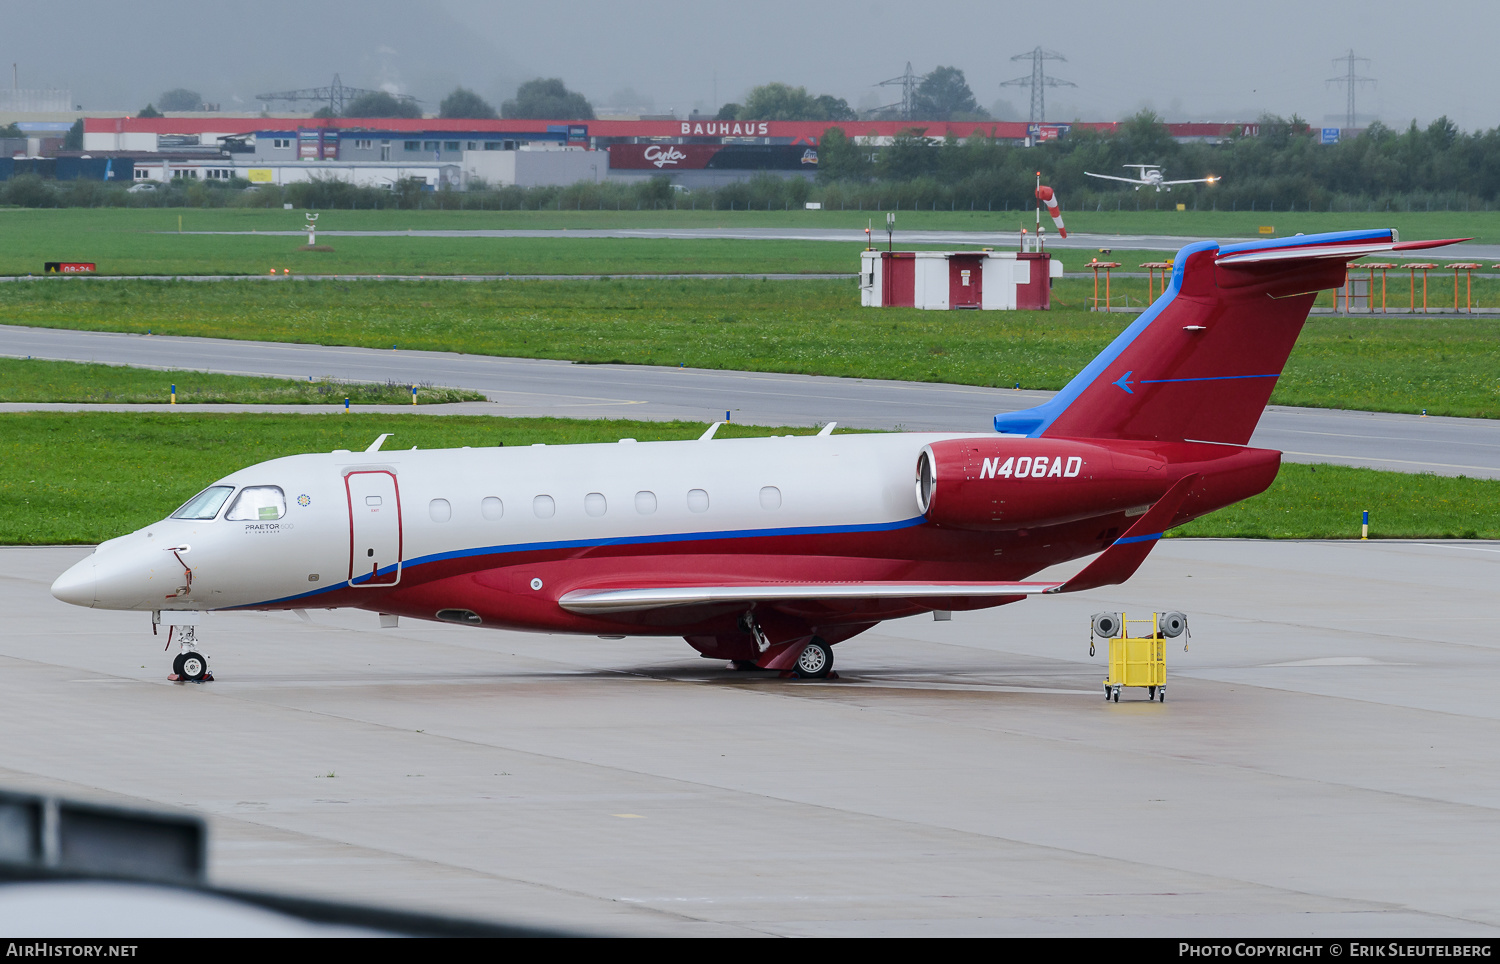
[1051,474,1198,594]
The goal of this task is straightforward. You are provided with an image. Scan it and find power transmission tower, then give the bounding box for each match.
[999,47,1075,125]
[873,62,918,120]
[254,74,420,116]
[1326,50,1374,130]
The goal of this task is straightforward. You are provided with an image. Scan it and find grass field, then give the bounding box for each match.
[3,279,1497,418]
[0,357,484,405]
[2,412,1493,545]
[1,207,1495,275]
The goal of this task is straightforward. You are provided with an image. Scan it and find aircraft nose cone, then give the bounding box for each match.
[51,556,97,608]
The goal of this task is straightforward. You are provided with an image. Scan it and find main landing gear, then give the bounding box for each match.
[166,625,213,683]
[793,638,834,680]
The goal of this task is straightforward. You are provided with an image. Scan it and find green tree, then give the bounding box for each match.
[157,88,202,111]
[715,103,741,121]
[440,87,498,119]
[502,79,594,119]
[814,94,857,122]
[343,91,423,118]
[912,67,985,121]
[64,118,83,150]
[137,104,163,118]
[739,83,854,121]
[815,127,871,182]
[0,122,24,138]
[876,128,936,180]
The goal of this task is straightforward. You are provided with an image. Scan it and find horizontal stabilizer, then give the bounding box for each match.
[1215,232,1470,265]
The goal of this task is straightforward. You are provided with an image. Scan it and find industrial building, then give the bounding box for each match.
[0,116,1264,190]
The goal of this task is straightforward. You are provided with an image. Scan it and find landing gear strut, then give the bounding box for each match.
[165,624,212,683]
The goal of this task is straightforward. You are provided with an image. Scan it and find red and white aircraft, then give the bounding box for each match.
[52,230,1462,681]
[1086,164,1220,192]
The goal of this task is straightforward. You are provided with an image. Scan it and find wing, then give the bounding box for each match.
[1161,177,1219,186]
[1085,171,1144,185]
[559,477,1198,615]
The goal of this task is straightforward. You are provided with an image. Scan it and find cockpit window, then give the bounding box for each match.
[171,485,234,520]
[226,486,287,521]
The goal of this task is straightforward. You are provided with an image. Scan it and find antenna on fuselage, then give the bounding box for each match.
[365,433,393,452]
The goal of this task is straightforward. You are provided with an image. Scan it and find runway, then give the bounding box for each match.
[5,540,1499,936]
[5,324,1499,479]
[170,227,1500,262]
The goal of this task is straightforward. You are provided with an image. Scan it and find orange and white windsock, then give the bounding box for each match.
[1035,185,1067,238]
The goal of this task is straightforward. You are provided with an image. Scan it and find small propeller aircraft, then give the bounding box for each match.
[1086,164,1220,192]
[52,230,1463,683]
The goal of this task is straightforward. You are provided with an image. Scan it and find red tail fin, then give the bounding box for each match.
[993,230,1467,445]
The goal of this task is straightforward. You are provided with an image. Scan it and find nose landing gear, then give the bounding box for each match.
[164,624,213,683]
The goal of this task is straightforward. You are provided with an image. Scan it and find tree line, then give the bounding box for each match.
[815,111,1500,209]
[130,66,989,124]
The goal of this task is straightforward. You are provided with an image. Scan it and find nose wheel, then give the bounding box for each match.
[167,626,213,683]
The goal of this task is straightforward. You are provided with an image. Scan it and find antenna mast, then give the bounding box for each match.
[1326,50,1375,130]
[999,47,1075,125]
[873,62,918,120]
[253,74,421,116]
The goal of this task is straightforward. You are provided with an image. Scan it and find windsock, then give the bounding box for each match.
[1035,185,1068,238]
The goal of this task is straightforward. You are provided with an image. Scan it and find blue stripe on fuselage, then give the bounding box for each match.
[237,514,930,609]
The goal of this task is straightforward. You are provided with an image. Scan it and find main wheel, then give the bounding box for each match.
[171,653,187,677]
[179,652,208,683]
[794,639,833,679]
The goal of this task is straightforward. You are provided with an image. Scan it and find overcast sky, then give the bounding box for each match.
[7,0,1494,130]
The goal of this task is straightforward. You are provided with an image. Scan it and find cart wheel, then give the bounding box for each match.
[1112,688,1119,703]
[1103,684,1111,701]
[1159,689,1166,702]
[1148,686,1156,700]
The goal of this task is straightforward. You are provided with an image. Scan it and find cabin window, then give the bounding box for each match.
[443,141,460,152]
[171,485,234,520]
[759,486,782,510]
[687,488,710,513]
[635,490,657,515]
[225,485,286,521]
[585,493,607,517]
[533,495,555,518]
[429,498,452,523]
[481,497,503,520]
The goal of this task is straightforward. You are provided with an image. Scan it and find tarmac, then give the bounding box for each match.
[4,539,1500,936]
[4,325,1499,479]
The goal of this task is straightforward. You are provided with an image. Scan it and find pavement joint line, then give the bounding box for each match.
[1276,450,1499,472]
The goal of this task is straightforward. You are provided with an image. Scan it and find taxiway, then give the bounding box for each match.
[3,540,1498,936]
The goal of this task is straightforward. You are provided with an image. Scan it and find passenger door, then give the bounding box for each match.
[346,471,402,587]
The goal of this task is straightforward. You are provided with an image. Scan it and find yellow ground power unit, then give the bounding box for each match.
[1093,611,1187,702]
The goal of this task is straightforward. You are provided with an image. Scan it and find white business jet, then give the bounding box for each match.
[50,230,1461,684]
